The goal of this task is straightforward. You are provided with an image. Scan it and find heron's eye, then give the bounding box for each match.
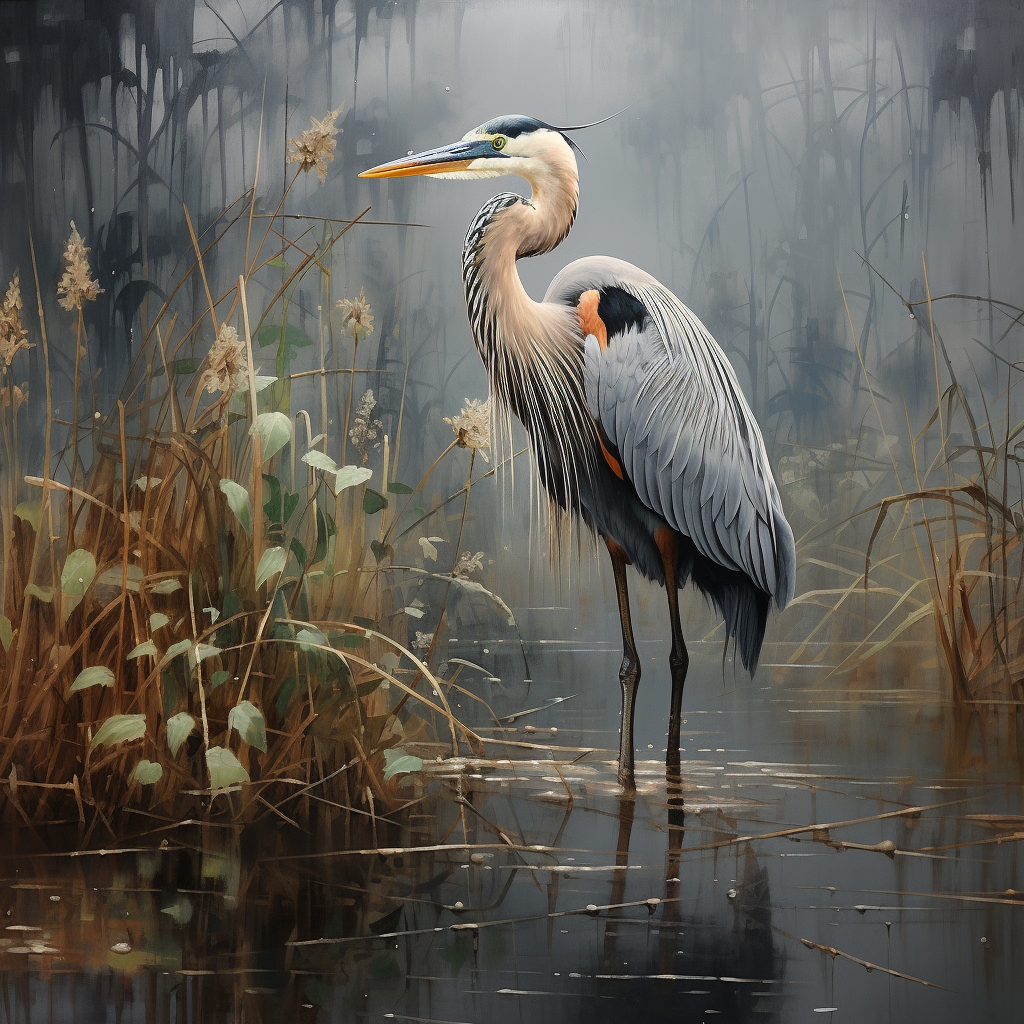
[492,136,506,151]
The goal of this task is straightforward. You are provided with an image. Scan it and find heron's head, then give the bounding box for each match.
[359,114,580,185]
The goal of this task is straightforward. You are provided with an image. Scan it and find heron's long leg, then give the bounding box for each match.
[606,538,640,782]
[657,528,689,774]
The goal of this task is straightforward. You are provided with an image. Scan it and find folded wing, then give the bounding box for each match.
[549,256,795,610]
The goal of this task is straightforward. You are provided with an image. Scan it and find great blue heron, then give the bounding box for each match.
[361,114,796,781]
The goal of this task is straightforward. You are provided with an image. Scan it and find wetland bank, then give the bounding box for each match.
[2,1,1024,1021]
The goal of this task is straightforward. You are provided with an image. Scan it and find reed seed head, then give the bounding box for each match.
[444,397,491,461]
[0,271,31,371]
[201,323,248,395]
[336,287,374,340]
[57,222,103,312]
[288,107,342,185]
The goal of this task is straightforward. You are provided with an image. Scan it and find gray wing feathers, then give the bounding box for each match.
[560,256,796,611]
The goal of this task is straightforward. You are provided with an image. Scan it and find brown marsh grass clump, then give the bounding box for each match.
[787,259,1024,733]
[0,112,508,840]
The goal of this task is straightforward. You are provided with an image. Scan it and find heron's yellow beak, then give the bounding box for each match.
[360,137,503,178]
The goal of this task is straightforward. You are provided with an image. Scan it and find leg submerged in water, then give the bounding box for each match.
[657,527,689,774]
[606,538,640,783]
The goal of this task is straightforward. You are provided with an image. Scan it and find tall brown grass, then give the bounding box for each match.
[783,258,1024,720]
[0,112,501,838]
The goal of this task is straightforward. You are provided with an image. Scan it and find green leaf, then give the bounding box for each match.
[254,323,313,356]
[383,747,423,782]
[250,412,292,460]
[352,615,376,629]
[341,633,365,648]
[302,450,339,474]
[387,481,414,494]
[173,358,199,374]
[127,640,158,660]
[14,501,41,531]
[133,760,163,785]
[260,475,300,527]
[228,701,267,752]
[210,669,230,690]
[312,508,337,564]
[255,546,287,589]
[296,626,328,651]
[149,613,169,631]
[236,375,277,394]
[166,712,195,756]
[334,465,373,495]
[90,714,146,751]
[219,479,252,533]
[276,675,297,717]
[150,578,182,595]
[71,666,115,692]
[0,615,12,651]
[290,537,307,568]
[61,549,97,596]
[193,643,222,665]
[160,895,193,925]
[370,539,392,563]
[165,639,191,660]
[97,565,143,591]
[205,746,250,790]
[362,488,388,515]
[24,583,54,603]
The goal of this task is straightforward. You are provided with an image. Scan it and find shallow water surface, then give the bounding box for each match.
[2,638,1021,1023]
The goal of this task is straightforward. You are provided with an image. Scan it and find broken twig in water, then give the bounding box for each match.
[795,934,948,990]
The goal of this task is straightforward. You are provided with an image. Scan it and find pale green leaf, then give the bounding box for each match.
[404,605,424,619]
[165,639,191,660]
[134,476,162,491]
[205,746,250,790]
[161,895,193,924]
[218,479,252,533]
[166,712,195,756]
[133,760,163,785]
[0,615,12,652]
[255,546,287,589]
[127,640,158,660]
[227,701,267,752]
[237,375,277,394]
[383,747,423,782]
[332,465,373,495]
[24,583,54,603]
[71,666,115,692]
[90,714,146,751]
[210,669,230,689]
[61,549,97,596]
[149,613,169,631]
[97,565,143,591]
[193,643,222,665]
[150,578,182,595]
[250,411,292,460]
[14,501,41,531]
[302,450,339,474]
[418,537,439,561]
[296,626,328,650]
[202,606,220,623]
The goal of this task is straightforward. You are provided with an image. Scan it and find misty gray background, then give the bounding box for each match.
[1,0,1022,668]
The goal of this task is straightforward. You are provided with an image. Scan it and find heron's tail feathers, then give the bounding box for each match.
[688,556,771,675]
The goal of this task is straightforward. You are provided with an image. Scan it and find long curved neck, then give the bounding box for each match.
[462,141,579,368]
[462,142,594,511]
